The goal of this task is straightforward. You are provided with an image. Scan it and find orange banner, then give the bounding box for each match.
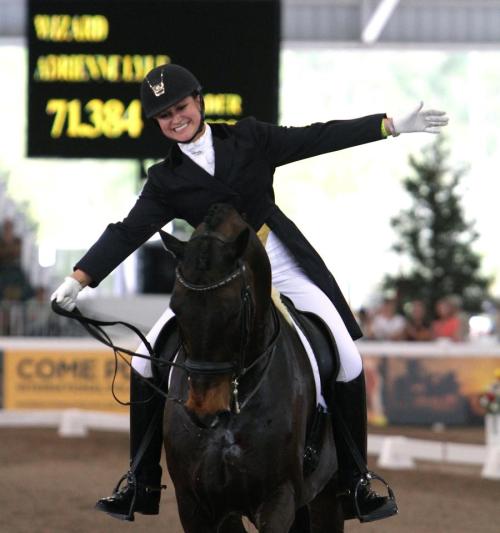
[364,355,500,426]
[3,348,130,412]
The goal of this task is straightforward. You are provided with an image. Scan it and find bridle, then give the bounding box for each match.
[175,231,281,413]
[51,229,281,415]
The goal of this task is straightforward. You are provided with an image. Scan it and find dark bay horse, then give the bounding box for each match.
[159,204,343,532]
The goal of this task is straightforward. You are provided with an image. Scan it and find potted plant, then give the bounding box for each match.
[479,369,500,446]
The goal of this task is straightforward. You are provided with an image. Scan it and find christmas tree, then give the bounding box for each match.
[383,137,491,314]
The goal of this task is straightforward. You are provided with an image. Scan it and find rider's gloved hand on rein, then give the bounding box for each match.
[393,101,449,135]
[51,276,83,311]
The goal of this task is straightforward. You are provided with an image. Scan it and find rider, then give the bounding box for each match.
[51,63,448,523]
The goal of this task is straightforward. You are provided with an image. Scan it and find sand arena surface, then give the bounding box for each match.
[1,426,499,533]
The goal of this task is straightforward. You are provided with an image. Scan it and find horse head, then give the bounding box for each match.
[160,204,273,422]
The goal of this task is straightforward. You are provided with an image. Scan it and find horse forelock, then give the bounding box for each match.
[195,237,212,271]
[203,203,235,232]
[180,204,271,300]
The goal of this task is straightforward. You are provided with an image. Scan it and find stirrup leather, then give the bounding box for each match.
[353,471,398,523]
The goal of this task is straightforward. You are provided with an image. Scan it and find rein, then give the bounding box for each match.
[51,256,281,413]
[50,300,183,404]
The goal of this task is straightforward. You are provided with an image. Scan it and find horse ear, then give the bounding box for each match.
[230,227,250,259]
[159,230,186,259]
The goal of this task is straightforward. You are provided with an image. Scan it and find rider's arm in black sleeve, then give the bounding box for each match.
[249,113,387,167]
[74,172,175,288]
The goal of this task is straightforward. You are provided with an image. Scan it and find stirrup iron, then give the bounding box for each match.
[353,471,398,523]
[110,471,138,521]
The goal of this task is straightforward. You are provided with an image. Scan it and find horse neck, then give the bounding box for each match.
[241,237,275,364]
[243,293,275,368]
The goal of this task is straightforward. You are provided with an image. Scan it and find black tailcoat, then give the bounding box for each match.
[75,114,386,339]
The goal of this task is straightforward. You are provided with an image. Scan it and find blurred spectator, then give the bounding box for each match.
[0,285,84,337]
[404,299,433,341]
[367,297,406,341]
[356,306,373,337]
[431,295,467,341]
[0,218,32,301]
[0,218,21,265]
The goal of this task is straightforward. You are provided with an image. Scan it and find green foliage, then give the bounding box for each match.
[383,137,491,314]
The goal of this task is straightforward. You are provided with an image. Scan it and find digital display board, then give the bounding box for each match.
[27,0,280,159]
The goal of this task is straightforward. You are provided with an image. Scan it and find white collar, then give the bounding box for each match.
[178,123,212,156]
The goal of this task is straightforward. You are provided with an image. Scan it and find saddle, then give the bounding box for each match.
[279,294,339,397]
[279,294,341,476]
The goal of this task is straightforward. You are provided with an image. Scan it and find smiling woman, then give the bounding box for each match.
[155,96,204,143]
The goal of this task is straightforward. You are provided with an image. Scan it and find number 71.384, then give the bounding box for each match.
[45,98,144,139]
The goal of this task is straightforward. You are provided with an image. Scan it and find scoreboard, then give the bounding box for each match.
[27,0,280,159]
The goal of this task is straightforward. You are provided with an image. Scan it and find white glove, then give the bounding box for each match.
[393,101,449,135]
[50,277,83,311]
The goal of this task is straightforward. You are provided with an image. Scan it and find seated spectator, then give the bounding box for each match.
[0,218,21,267]
[368,297,406,341]
[431,296,465,341]
[356,306,373,337]
[0,218,32,302]
[404,299,433,341]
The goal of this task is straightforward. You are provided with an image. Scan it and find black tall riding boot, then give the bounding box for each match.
[95,371,165,521]
[331,370,398,523]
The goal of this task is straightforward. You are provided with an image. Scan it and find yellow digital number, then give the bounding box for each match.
[46,99,67,138]
[67,99,98,138]
[123,100,143,138]
[46,98,144,139]
[85,99,105,138]
[102,99,127,138]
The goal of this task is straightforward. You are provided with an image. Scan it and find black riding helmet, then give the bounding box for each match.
[141,64,201,118]
[141,64,206,143]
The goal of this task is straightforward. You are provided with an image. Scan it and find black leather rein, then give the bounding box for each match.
[51,255,281,413]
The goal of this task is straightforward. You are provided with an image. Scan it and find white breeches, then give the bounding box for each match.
[131,232,362,382]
